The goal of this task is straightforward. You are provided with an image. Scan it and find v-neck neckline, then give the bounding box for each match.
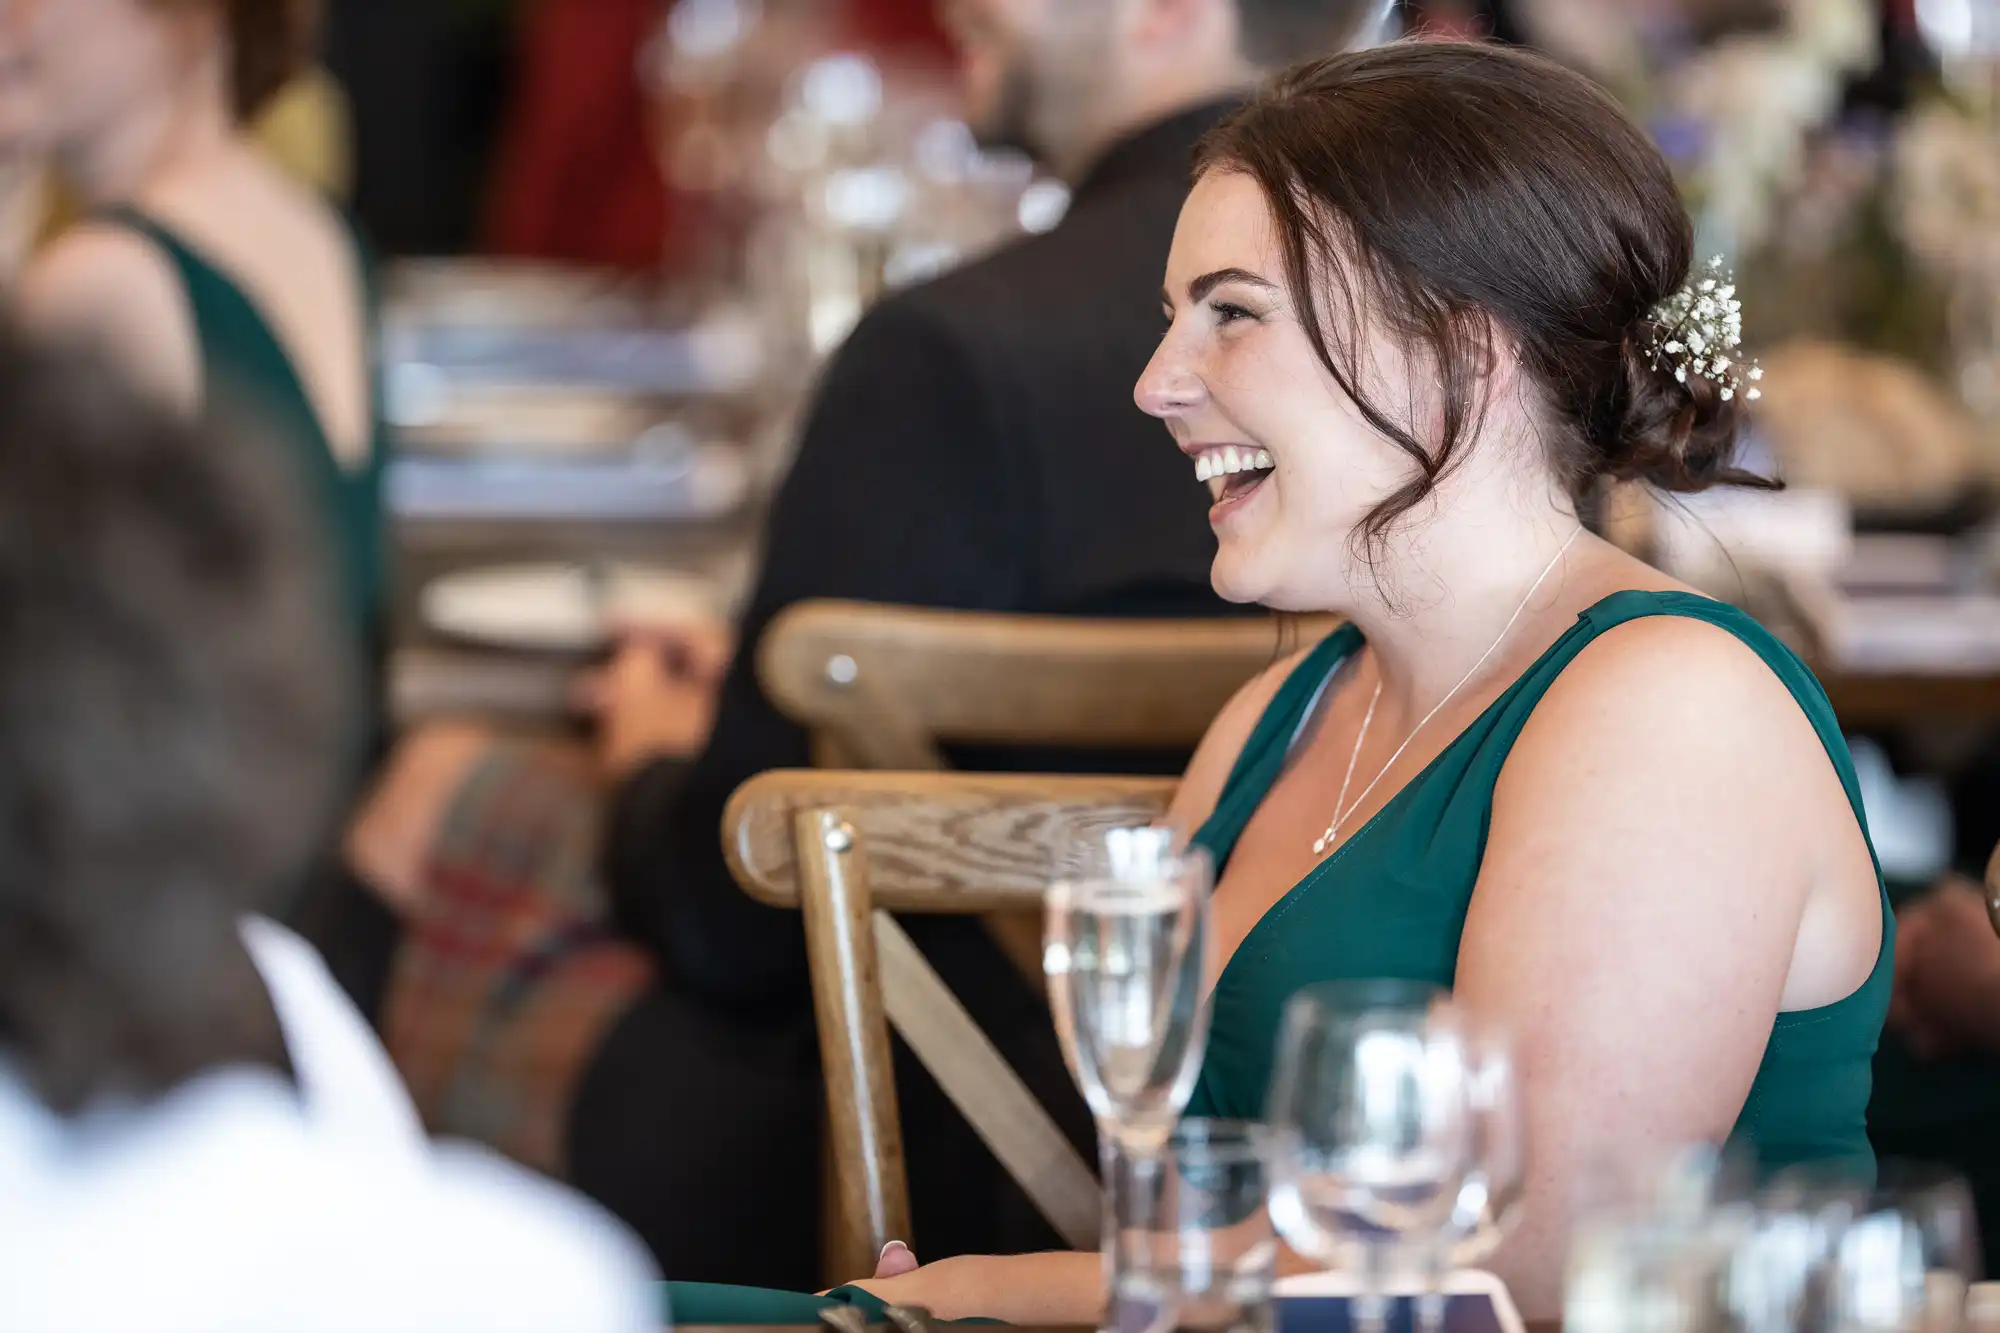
[1197,590,1717,998]
[107,207,372,473]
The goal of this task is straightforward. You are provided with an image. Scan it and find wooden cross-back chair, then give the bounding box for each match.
[722,769,1177,1281]
[757,600,1333,979]
[758,600,1330,771]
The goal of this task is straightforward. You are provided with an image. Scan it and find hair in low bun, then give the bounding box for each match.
[1198,41,1778,556]
[1600,321,1771,494]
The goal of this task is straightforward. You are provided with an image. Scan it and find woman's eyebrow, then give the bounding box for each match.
[1186,267,1279,303]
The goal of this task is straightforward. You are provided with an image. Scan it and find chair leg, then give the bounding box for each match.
[795,807,913,1277]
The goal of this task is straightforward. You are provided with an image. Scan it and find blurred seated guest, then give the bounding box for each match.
[0,57,355,281]
[1872,873,2000,1276]
[9,0,387,724]
[482,0,673,271]
[5,0,398,1009]
[1890,878,2000,1058]
[484,0,949,274]
[0,331,657,1332]
[347,0,1378,1284]
[853,41,1890,1322]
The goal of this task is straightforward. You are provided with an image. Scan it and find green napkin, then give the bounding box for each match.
[662,1281,893,1326]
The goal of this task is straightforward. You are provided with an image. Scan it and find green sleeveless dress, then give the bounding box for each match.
[102,209,390,748]
[101,208,388,663]
[1186,589,1892,1177]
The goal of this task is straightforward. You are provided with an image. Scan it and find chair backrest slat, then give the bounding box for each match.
[725,771,1178,913]
[759,600,1326,755]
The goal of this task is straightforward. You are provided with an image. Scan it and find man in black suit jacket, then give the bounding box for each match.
[592,0,1376,1276]
[601,0,1379,1003]
[347,0,1377,1291]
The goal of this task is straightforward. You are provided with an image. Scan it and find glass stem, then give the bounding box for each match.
[1418,1237,1449,1333]
[1356,1239,1391,1333]
[1099,1130,1122,1304]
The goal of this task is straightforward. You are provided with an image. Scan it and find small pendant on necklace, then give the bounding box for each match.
[1313,835,1328,854]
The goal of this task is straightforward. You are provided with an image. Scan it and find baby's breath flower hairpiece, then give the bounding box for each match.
[1646,256,1763,403]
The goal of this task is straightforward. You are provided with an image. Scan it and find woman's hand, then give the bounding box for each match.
[1891,878,2000,1058]
[842,1251,1102,1324]
[575,619,735,780]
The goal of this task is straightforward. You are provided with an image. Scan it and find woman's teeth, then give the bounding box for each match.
[1194,447,1275,502]
[1192,446,1274,483]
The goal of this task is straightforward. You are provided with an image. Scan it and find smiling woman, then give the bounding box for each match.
[856,40,1892,1325]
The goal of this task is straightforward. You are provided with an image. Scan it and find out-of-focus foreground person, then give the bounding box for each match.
[345,0,1380,1288]
[0,330,657,1332]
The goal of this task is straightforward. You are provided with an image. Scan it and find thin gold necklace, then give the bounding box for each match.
[1313,528,1583,857]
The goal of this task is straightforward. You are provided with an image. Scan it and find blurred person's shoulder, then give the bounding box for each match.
[17,221,198,411]
[239,915,428,1155]
[0,1060,660,1331]
[869,167,1193,369]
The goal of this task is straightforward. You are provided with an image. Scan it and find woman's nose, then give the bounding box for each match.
[1135,341,1205,419]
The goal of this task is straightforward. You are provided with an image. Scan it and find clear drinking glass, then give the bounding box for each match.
[1266,980,1474,1333]
[1831,1165,1982,1333]
[1722,1162,1982,1333]
[1045,825,1215,1150]
[1045,824,1215,1328]
[1408,1024,1527,1333]
[1109,1120,1279,1333]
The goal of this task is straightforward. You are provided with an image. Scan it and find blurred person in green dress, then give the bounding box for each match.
[4,0,386,692]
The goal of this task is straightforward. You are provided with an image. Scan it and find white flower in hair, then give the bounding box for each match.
[1646,256,1763,404]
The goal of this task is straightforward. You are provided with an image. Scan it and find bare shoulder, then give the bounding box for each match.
[21,223,178,329]
[1490,607,1843,897]
[1521,611,1814,759]
[19,224,198,409]
[1167,639,1323,835]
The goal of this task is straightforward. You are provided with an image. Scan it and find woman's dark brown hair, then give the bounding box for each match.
[162,0,317,120]
[1198,40,1773,557]
[225,0,318,118]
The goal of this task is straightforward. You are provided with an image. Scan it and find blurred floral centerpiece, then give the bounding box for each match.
[1525,0,2000,520]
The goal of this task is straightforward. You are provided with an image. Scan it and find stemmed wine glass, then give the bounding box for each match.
[1266,980,1475,1333]
[1416,1024,1527,1333]
[1044,824,1216,1324]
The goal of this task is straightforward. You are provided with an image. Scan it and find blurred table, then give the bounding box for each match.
[1762,539,2000,725]
[379,260,789,729]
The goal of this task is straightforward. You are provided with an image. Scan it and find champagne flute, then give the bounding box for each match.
[1266,980,1474,1333]
[1045,824,1215,1326]
[1045,824,1215,1149]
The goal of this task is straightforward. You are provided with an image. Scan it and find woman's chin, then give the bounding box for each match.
[1209,554,1272,607]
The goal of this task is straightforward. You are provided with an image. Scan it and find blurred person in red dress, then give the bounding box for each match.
[484,0,951,272]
